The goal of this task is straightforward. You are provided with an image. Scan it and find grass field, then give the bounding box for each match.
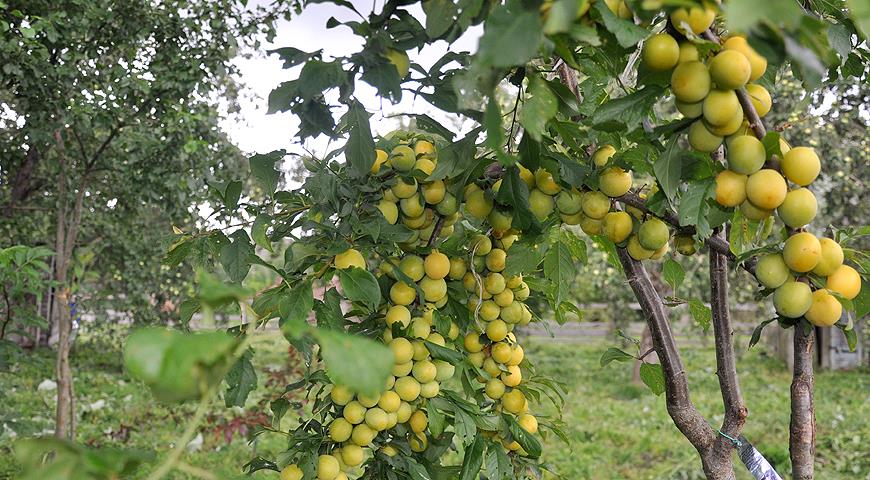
[1,333,867,479]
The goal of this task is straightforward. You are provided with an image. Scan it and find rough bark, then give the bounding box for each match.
[709,229,748,468]
[790,326,815,479]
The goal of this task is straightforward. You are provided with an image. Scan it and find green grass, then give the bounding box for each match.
[1,335,867,479]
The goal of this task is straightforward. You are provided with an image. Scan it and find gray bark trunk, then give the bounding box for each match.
[790,326,815,479]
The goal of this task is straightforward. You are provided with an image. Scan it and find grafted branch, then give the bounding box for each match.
[709,229,748,457]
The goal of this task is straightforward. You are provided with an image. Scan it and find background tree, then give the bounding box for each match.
[0,0,292,439]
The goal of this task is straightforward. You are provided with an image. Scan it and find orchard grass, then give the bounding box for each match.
[1,334,866,479]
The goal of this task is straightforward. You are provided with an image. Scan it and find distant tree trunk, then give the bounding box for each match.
[790,326,815,479]
[52,130,90,440]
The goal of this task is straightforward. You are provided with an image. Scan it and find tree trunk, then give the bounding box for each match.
[790,325,815,479]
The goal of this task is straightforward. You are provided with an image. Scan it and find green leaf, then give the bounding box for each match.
[503,413,542,458]
[484,95,507,161]
[662,259,684,293]
[592,86,663,133]
[251,214,273,253]
[225,349,258,407]
[423,0,457,38]
[314,328,392,397]
[425,341,465,364]
[220,231,254,283]
[151,331,239,403]
[848,0,870,39]
[504,242,545,276]
[197,270,254,306]
[297,60,346,99]
[678,177,715,239]
[458,432,485,480]
[639,362,665,396]
[600,347,634,367]
[520,76,558,141]
[653,137,682,204]
[223,180,243,210]
[279,280,314,339]
[725,0,803,32]
[544,233,575,309]
[593,1,648,48]
[749,318,776,349]
[688,298,712,331]
[337,266,381,311]
[344,101,377,179]
[250,151,282,197]
[496,167,538,232]
[123,328,179,385]
[544,0,589,35]
[476,1,543,68]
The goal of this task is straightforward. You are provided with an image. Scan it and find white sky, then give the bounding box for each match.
[222,1,483,158]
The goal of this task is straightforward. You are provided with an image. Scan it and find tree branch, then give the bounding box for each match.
[617,249,716,452]
[709,228,748,449]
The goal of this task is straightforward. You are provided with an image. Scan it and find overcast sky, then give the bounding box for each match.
[222,1,483,158]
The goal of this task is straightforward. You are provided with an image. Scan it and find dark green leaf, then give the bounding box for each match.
[678,178,715,240]
[338,266,381,311]
[749,318,776,349]
[344,101,377,179]
[653,137,682,204]
[520,76,558,141]
[593,1,648,48]
[251,214,273,253]
[476,1,543,68]
[225,349,258,407]
[279,280,314,339]
[458,432,485,480]
[639,362,665,396]
[250,151,282,197]
[600,347,634,367]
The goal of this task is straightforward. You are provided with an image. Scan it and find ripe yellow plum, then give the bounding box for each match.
[805,289,843,327]
[423,250,450,280]
[592,145,616,167]
[703,89,740,127]
[781,147,820,186]
[581,191,610,219]
[335,248,366,269]
[642,33,680,71]
[317,455,341,480]
[726,135,766,175]
[777,188,817,228]
[676,100,703,118]
[671,61,711,103]
[826,265,861,300]
[745,84,772,117]
[714,170,747,208]
[773,281,813,318]
[722,36,767,81]
[709,50,751,89]
[669,2,716,35]
[782,232,821,273]
[602,211,633,243]
[555,189,583,215]
[740,200,772,221]
[746,169,787,210]
[688,120,723,152]
[599,167,632,198]
[812,238,844,276]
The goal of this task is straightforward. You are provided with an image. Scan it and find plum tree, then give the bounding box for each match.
[123,3,868,480]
